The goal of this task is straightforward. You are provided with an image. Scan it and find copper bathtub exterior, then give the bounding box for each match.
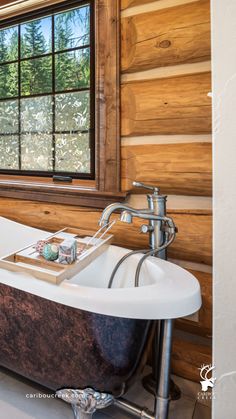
[0,283,153,397]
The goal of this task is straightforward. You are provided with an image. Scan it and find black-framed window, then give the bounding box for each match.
[0,0,94,179]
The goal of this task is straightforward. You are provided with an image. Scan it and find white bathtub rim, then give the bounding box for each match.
[0,253,201,320]
[0,216,202,320]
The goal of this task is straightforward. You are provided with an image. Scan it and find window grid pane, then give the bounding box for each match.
[0,2,93,178]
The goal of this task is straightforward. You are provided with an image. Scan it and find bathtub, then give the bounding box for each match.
[0,216,201,418]
[0,217,155,397]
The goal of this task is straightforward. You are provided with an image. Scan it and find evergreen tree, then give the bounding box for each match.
[0,30,8,62]
[55,16,77,91]
[73,48,90,88]
[55,14,73,51]
[7,30,18,97]
[22,20,47,57]
[21,20,51,95]
[0,30,9,97]
[55,11,90,91]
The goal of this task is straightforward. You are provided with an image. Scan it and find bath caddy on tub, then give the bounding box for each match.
[0,226,113,284]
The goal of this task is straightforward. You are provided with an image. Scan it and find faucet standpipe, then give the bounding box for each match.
[98,181,179,419]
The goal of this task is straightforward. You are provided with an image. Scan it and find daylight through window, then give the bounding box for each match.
[0,1,94,178]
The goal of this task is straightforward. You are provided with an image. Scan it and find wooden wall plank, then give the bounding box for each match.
[176,270,212,336]
[0,199,212,265]
[121,73,212,136]
[0,0,22,5]
[0,0,66,17]
[172,338,212,382]
[0,0,13,6]
[121,143,212,196]
[167,211,212,265]
[121,0,157,9]
[121,0,210,73]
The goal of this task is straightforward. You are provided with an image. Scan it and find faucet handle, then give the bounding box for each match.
[133,181,160,195]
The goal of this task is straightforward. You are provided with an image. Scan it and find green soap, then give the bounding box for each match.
[42,243,59,261]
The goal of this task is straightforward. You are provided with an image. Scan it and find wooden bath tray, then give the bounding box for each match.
[0,227,113,285]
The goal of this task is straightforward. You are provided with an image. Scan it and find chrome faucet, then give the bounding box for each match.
[99,181,177,260]
[99,182,178,417]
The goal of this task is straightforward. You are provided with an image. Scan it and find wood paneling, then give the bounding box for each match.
[122,143,212,196]
[172,338,212,382]
[0,0,66,17]
[121,0,157,9]
[177,270,212,336]
[121,0,210,73]
[121,73,212,136]
[0,198,212,265]
[95,0,121,192]
[168,211,212,265]
[0,0,26,5]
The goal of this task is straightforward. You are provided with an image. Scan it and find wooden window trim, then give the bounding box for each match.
[0,0,125,208]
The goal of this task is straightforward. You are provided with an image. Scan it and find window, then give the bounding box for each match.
[0,0,122,207]
[0,1,94,179]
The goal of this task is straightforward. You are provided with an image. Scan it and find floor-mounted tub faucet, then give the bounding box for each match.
[98,182,178,419]
[99,181,177,260]
[56,184,179,419]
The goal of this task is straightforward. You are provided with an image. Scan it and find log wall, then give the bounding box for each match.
[120,0,212,382]
[0,0,212,382]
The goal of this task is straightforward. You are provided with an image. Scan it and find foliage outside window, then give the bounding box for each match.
[0,1,94,178]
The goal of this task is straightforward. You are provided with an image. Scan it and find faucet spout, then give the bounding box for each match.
[99,203,151,227]
[99,203,133,227]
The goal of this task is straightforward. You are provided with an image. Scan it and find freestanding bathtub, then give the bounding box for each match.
[0,216,201,418]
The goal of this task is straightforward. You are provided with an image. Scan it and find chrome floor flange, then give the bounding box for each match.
[56,388,114,419]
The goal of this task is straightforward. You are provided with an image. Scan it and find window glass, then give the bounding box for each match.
[55,6,90,51]
[21,17,52,58]
[0,26,18,63]
[0,2,93,177]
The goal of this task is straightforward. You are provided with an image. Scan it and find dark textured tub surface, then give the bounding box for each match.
[0,284,152,396]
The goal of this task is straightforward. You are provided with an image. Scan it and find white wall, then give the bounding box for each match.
[212,0,236,417]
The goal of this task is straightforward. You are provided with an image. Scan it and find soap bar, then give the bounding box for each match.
[42,243,59,261]
[58,238,77,265]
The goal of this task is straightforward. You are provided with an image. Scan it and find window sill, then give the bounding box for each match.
[0,177,127,208]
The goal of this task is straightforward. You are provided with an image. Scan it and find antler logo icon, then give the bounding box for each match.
[199,364,216,392]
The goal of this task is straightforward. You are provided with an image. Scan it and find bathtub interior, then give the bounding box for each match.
[0,217,49,258]
[0,217,164,290]
[65,245,165,289]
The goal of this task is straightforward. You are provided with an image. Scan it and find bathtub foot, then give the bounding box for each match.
[56,388,114,419]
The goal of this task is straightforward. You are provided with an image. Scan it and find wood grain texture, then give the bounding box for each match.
[0,199,212,265]
[172,338,212,382]
[176,270,212,336]
[121,143,212,196]
[121,72,212,136]
[95,0,121,192]
[0,0,38,6]
[0,0,21,5]
[0,0,66,17]
[121,0,157,9]
[121,0,210,73]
